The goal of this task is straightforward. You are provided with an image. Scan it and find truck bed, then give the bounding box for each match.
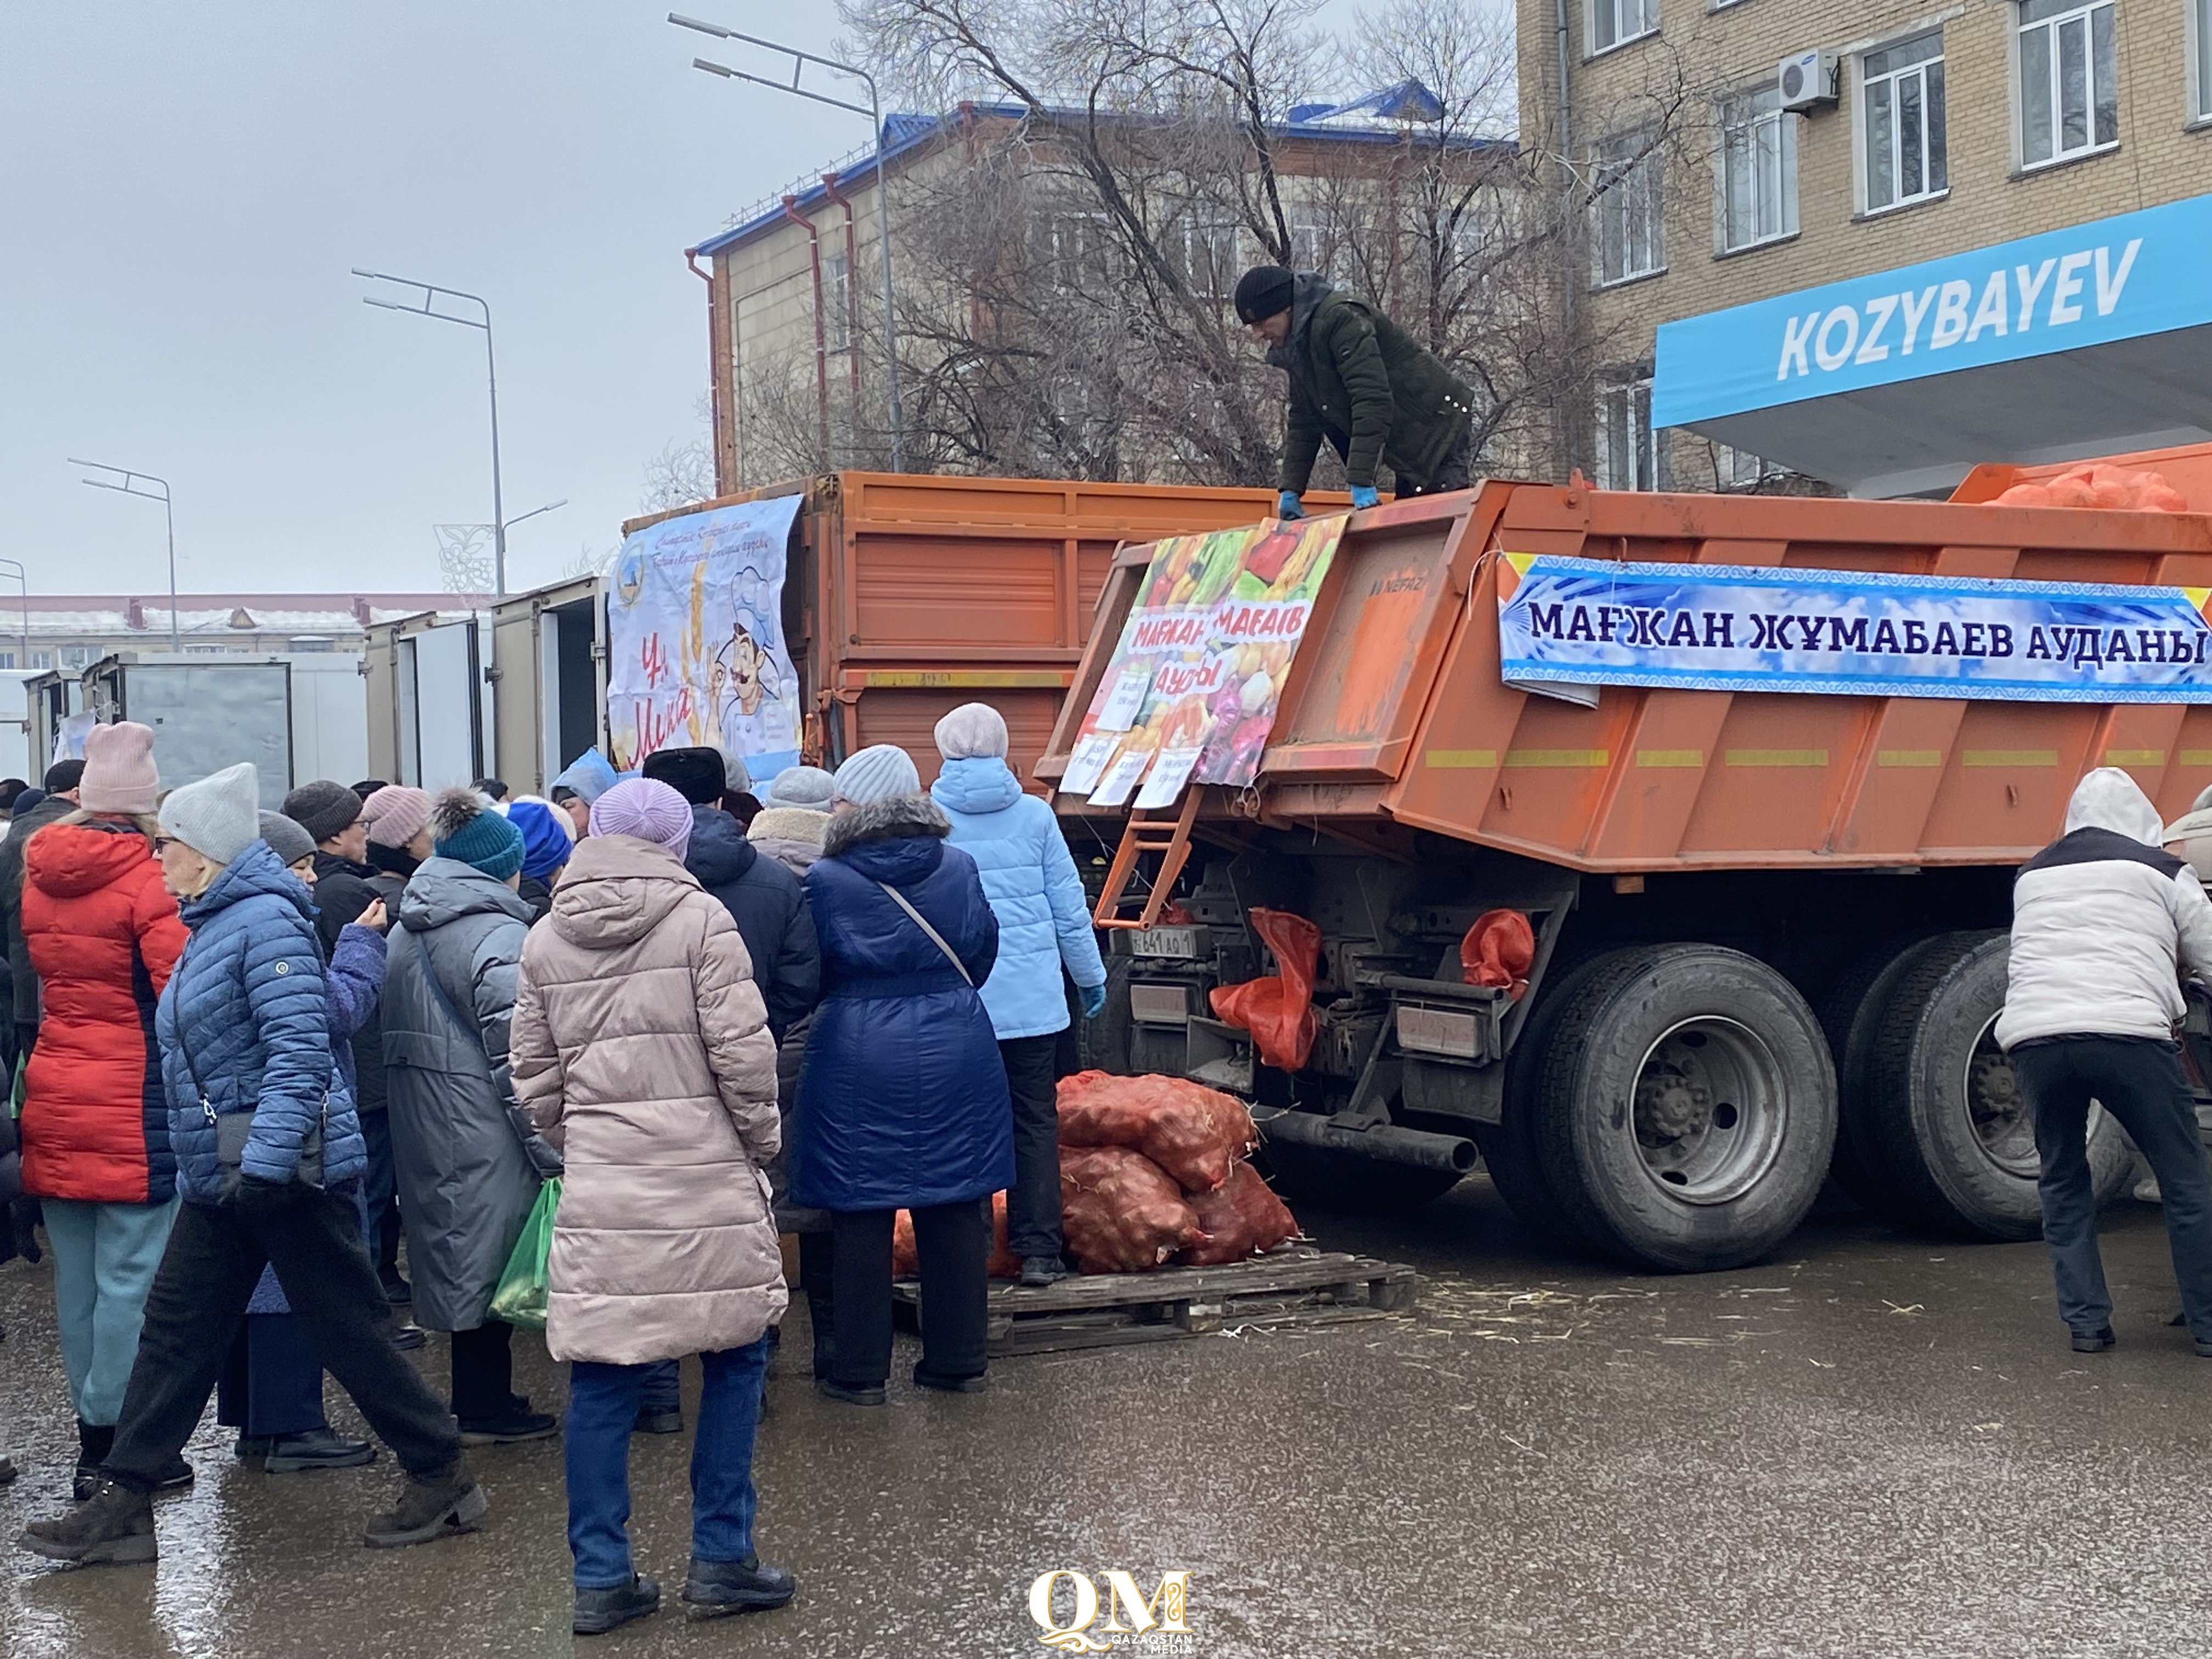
[1043,470,2212,870]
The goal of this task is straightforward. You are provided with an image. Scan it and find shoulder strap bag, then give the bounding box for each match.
[874,881,973,986]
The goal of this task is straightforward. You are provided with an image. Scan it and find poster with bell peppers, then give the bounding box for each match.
[1060,516,1347,808]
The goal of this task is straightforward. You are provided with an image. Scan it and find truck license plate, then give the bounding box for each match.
[1131,926,1206,959]
[1397,1005,1482,1059]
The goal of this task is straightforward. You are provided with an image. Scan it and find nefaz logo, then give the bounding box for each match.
[1028,1570,1194,1653]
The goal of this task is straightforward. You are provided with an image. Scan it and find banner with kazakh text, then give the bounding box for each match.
[1496,553,2212,704]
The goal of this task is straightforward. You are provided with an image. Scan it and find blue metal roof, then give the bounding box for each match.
[692,91,1511,259]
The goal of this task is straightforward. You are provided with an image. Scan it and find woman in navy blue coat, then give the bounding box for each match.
[793,744,1009,1403]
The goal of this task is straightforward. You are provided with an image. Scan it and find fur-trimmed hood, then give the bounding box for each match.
[823,793,950,860]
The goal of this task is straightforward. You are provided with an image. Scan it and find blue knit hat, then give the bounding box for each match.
[505,799,572,883]
[430,787,525,881]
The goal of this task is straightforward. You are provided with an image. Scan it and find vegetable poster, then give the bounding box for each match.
[1061,517,1346,808]
[606,495,803,776]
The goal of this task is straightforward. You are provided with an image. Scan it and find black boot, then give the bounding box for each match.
[362,1461,488,1548]
[574,1572,661,1635]
[264,1430,376,1473]
[19,1479,157,1565]
[682,1555,796,1618]
[74,1420,115,1501]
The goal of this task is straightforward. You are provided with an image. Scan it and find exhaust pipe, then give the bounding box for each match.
[1260,1110,1479,1176]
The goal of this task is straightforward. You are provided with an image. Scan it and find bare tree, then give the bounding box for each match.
[639,437,716,513]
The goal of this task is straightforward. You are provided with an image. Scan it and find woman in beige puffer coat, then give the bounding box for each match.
[509,777,794,1632]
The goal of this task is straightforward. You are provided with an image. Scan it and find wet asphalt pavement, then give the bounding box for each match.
[3,1181,2208,1659]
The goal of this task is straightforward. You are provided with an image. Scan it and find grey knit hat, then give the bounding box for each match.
[159,763,261,866]
[762,764,836,812]
[832,744,921,806]
[258,812,318,870]
[934,702,1009,760]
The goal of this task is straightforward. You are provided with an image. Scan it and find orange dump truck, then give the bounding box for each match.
[622,472,1343,789]
[1042,443,2212,1272]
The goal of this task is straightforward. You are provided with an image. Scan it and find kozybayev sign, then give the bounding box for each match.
[1495,554,2212,704]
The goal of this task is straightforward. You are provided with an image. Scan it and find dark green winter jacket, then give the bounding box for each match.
[1267,275,1474,493]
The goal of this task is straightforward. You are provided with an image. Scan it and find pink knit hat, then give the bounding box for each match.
[588,777,693,861]
[360,784,434,848]
[79,721,159,815]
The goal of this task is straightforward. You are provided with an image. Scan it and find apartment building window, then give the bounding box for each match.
[1863,31,1948,210]
[1593,132,1664,284]
[1719,85,1797,250]
[2195,0,2212,121]
[1592,0,1658,55]
[28,652,51,670]
[1169,218,1239,300]
[2017,0,2118,168]
[1596,377,1659,492]
[1716,444,1772,489]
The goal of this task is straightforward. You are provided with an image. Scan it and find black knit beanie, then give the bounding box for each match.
[1234,264,1296,324]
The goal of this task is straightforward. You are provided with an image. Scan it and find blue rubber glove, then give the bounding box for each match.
[1079,981,1108,1020]
[1275,490,1304,521]
[1349,484,1381,510]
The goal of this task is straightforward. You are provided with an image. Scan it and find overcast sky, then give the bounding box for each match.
[2,2,1389,601]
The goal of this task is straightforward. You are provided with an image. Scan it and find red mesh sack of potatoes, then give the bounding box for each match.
[1056,1070,1257,1192]
[893,1191,1022,1279]
[1178,1161,1299,1266]
[1209,908,1322,1071]
[1995,464,2189,512]
[1058,1146,1205,1273]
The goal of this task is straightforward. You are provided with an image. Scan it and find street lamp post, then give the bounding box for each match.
[669,13,906,472]
[70,459,179,651]
[351,271,512,597]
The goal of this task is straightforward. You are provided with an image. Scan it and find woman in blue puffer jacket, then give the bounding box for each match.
[21,764,483,1568]
[929,704,1107,1287]
[794,744,1007,1406]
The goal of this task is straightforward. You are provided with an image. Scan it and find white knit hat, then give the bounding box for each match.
[832,744,921,806]
[934,702,1009,760]
[158,763,261,866]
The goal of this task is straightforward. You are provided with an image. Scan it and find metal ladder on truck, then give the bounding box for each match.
[1087,788,1202,930]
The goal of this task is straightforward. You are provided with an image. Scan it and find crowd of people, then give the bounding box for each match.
[0,700,1107,1635]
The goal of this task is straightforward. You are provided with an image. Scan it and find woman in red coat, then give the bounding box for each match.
[18,722,189,1496]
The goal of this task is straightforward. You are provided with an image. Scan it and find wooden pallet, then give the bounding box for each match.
[890,1246,1419,1357]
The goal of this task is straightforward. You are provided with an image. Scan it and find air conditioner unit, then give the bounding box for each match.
[1778,49,1839,111]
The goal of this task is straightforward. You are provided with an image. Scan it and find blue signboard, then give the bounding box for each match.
[1497,554,2212,703]
[1653,192,2212,429]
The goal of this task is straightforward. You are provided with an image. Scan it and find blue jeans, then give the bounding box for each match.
[565,1340,770,1590]
[217,1314,330,1438]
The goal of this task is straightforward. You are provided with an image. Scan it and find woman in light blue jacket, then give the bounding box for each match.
[930,704,1107,1286]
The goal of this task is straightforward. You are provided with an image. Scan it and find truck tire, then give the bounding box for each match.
[1532,945,1837,1273]
[1815,932,1951,1214]
[1259,1138,1464,1212]
[1474,950,1646,1256]
[1864,933,2132,1239]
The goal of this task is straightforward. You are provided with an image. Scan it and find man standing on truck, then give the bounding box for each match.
[1995,768,2212,1357]
[1233,264,1477,520]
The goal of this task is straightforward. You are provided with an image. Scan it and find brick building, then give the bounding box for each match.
[1519,0,2212,494]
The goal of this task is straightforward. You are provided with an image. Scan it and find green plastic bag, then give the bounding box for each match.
[489,1177,560,1332]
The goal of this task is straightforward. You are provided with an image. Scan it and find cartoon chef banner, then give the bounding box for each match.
[1061,516,1347,809]
[606,494,803,778]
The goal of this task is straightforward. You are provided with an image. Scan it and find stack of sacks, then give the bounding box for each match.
[1054,1070,1297,1272]
[1993,464,2189,512]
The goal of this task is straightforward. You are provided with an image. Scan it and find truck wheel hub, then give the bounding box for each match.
[1963,1017,2055,1179]
[1628,1018,1787,1205]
